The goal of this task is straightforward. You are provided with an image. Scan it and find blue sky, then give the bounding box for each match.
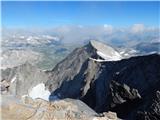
[2,1,159,28]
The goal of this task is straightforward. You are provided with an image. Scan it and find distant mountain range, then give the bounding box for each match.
[1,31,78,69]
[2,28,159,70]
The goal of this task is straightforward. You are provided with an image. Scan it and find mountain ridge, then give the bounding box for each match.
[1,40,160,119]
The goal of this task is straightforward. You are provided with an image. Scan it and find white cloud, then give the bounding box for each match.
[103,24,113,34]
[4,24,159,46]
[131,24,145,33]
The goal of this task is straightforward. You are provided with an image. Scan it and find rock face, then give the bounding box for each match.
[109,80,141,107]
[136,90,160,120]
[1,95,119,120]
[80,54,160,117]
[45,41,160,119]
[108,81,142,118]
[46,40,123,99]
[45,42,96,98]
[1,62,49,96]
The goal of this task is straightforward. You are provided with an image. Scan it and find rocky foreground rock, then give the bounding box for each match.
[0,95,119,120]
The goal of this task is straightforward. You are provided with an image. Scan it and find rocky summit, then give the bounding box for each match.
[1,95,119,120]
[1,40,160,120]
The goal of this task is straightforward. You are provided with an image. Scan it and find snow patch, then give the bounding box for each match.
[90,40,122,61]
[97,51,121,61]
[22,95,28,98]
[11,76,16,83]
[28,83,50,101]
[42,35,59,41]
[120,51,125,55]
[89,57,108,62]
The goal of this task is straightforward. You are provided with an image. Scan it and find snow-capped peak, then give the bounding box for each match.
[90,40,122,61]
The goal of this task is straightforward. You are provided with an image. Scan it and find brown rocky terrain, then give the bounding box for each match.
[1,95,119,120]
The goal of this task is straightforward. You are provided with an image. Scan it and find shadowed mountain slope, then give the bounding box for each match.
[45,41,160,119]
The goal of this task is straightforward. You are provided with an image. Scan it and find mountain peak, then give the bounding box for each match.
[89,40,122,61]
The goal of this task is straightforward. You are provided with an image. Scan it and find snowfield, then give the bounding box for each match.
[90,40,122,61]
[28,83,50,101]
[97,51,121,61]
